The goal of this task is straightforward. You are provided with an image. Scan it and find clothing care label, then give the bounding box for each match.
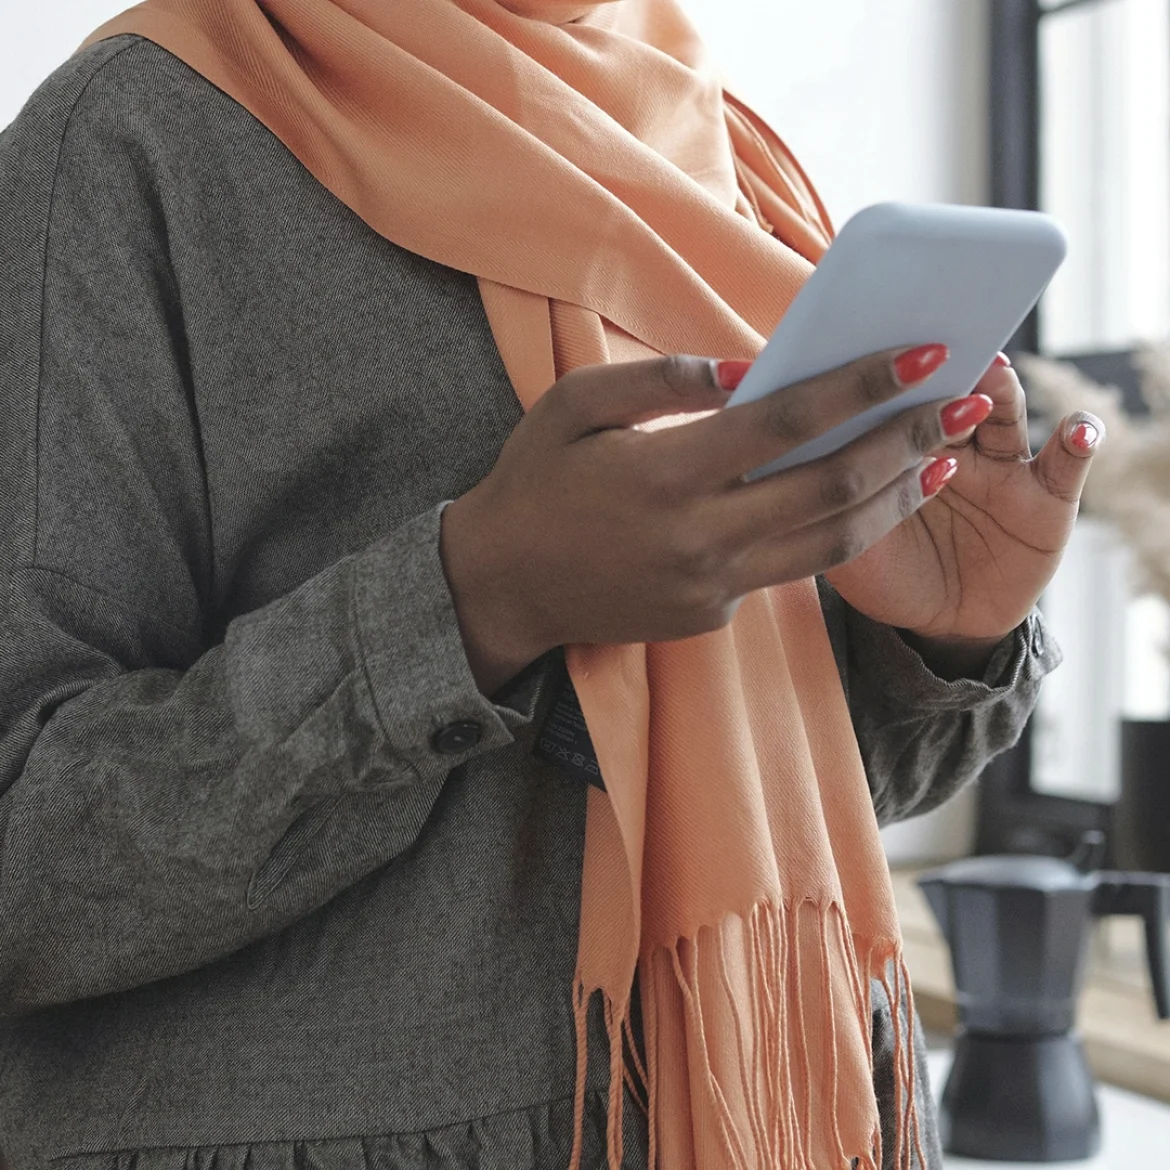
[533,664,605,791]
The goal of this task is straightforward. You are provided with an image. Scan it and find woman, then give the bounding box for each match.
[0,2,1096,1168]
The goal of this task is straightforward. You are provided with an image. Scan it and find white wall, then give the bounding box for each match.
[684,0,991,226]
[2,2,130,128]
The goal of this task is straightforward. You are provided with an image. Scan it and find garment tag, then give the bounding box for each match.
[533,663,605,790]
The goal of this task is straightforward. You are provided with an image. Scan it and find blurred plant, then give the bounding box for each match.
[1019,343,1170,603]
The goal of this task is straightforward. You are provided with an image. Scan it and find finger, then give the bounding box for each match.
[1031,411,1105,504]
[669,343,950,487]
[715,394,981,541]
[541,354,732,438]
[736,458,954,593]
[968,353,1030,459]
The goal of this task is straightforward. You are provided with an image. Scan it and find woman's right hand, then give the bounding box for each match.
[440,345,986,695]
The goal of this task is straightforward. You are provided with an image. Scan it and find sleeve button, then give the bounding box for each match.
[432,720,484,755]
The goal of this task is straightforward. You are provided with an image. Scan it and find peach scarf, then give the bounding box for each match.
[83,2,920,1166]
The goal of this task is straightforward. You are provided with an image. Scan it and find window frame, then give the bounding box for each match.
[977,0,1151,859]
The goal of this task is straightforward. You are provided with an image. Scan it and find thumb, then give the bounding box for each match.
[545,354,736,436]
[1032,411,1106,503]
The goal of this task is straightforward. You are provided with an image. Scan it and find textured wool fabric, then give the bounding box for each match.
[78,4,945,1167]
[0,37,1058,1170]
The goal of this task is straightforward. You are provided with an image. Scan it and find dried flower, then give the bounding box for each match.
[1020,344,1170,604]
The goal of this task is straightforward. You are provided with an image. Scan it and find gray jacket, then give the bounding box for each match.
[0,37,1058,1170]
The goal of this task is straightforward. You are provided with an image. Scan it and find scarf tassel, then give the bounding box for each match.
[570,900,923,1170]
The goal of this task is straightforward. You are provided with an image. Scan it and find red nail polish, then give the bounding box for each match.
[1070,421,1099,451]
[940,394,994,437]
[716,360,753,391]
[894,344,950,387]
[993,351,1013,369]
[921,457,959,497]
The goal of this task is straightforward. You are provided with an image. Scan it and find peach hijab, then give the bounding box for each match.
[83,2,921,1166]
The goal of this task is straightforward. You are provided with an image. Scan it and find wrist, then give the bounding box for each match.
[898,628,1008,682]
[439,492,553,697]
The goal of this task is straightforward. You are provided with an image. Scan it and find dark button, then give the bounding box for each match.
[432,720,484,755]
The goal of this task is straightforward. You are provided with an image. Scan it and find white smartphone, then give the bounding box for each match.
[723,201,1068,480]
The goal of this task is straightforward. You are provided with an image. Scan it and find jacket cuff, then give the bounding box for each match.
[845,605,1061,714]
[352,504,540,778]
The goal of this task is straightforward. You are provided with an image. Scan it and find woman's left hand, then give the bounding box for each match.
[825,358,1104,666]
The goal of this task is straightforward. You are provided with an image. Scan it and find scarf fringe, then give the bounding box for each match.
[570,899,922,1170]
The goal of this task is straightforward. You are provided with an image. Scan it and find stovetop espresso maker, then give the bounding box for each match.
[918,833,1170,1162]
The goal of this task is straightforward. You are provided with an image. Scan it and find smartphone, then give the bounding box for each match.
[723,201,1068,480]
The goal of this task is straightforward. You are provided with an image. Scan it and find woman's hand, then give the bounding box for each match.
[825,357,1103,676]
[441,345,992,695]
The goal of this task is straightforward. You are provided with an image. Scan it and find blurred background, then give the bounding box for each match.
[5,1,1170,1161]
[690,0,1170,875]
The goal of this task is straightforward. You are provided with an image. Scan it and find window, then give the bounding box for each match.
[1040,0,1170,354]
[979,0,1170,852]
[1034,0,1170,804]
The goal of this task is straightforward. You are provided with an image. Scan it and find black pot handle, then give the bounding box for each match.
[1093,873,1170,1020]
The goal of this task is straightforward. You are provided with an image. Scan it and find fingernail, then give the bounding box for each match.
[1070,421,1100,451]
[921,457,959,497]
[715,359,753,391]
[940,393,994,437]
[993,351,1013,369]
[894,344,950,387]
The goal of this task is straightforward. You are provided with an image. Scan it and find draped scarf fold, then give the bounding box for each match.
[81,3,922,1165]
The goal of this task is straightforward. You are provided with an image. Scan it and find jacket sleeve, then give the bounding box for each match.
[0,41,541,1017]
[817,579,1061,828]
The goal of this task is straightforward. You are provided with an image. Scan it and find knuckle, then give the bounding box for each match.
[705,603,740,634]
[660,353,700,397]
[895,474,920,517]
[819,462,867,512]
[664,529,739,615]
[677,574,725,616]
[907,412,940,455]
[541,374,585,425]
[643,459,688,505]
[856,363,896,406]
[1035,462,1080,506]
[549,366,588,402]
[764,395,811,445]
[824,523,867,568]
[685,602,735,637]
[665,526,719,581]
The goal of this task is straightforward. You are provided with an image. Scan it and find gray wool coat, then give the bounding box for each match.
[0,36,1059,1170]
